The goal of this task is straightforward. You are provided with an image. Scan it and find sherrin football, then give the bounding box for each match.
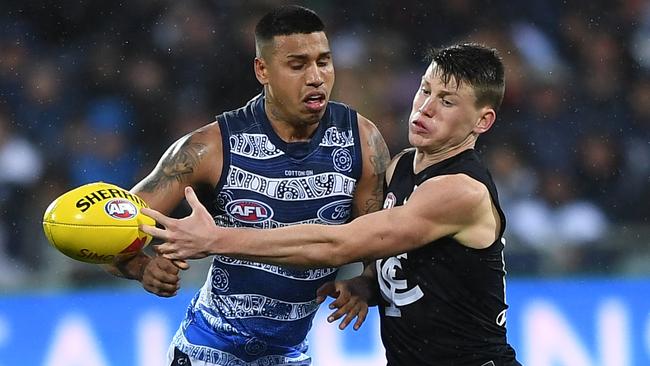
[42,182,155,264]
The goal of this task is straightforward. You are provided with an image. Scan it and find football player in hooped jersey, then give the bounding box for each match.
[146,44,521,365]
[104,5,390,366]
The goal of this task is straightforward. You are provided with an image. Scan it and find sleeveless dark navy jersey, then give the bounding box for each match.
[170,93,363,365]
[377,149,520,366]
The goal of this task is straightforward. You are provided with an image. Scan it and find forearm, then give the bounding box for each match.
[216,224,353,268]
[212,208,409,268]
[102,251,152,281]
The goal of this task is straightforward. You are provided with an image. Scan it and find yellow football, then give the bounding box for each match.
[42,182,155,264]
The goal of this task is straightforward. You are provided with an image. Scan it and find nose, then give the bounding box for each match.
[418,96,435,117]
[305,63,324,87]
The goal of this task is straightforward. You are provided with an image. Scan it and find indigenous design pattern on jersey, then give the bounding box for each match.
[171,93,362,365]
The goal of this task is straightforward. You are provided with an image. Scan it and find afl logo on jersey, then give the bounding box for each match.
[226,199,273,223]
[332,148,352,172]
[383,192,397,209]
[317,200,352,224]
[104,199,137,220]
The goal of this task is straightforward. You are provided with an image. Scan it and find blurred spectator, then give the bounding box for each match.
[507,171,611,273]
[516,82,581,171]
[0,107,43,287]
[621,77,650,223]
[67,97,139,188]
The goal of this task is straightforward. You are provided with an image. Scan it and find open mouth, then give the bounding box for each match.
[303,92,326,112]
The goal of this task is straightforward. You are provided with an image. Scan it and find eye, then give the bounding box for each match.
[317,60,329,67]
[420,87,431,95]
[289,63,304,70]
[441,98,454,107]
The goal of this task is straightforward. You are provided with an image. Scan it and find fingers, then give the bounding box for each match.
[139,223,168,240]
[142,257,181,297]
[327,297,368,331]
[143,277,179,297]
[184,186,202,211]
[354,307,368,330]
[321,281,369,331]
[157,243,180,260]
[316,281,337,304]
[152,257,180,279]
[172,259,190,270]
[140,207,172,226]
[153,246,188,269]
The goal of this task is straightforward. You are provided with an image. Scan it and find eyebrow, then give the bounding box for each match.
[421,78,459,97]
[437,90,458,98]
[286,51,332,60]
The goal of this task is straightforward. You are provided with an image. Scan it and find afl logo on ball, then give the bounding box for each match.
[226,199,273,223]
[104,199,138,220]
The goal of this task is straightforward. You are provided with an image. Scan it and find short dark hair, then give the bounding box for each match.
[427,43,505,111]
[255,5,325,56]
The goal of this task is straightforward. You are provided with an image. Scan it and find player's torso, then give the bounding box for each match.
[377,149,519,366]
[176,94,363,364]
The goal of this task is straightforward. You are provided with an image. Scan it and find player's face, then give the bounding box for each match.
[256,32,334,127]
[408,63,492,153]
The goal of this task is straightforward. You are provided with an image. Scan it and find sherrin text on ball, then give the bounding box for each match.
[42,182,155,264]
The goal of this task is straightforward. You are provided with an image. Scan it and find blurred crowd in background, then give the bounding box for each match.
[1,0,649,291]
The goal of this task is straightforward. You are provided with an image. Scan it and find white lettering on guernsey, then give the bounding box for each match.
[230,134,283,160]
[284,170,314,177]
[173,331,311,365]
[212,294,320,321]
[319,127,354,147]
[225,166,356,200]
[376,253,424,317]
[214,255,336,280]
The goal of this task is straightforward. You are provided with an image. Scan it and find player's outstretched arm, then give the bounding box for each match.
[146,171,494,267]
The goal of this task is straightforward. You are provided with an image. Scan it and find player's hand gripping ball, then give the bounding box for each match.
[42,182,155,264]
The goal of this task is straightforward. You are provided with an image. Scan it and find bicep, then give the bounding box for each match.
[132,123,222,214]
[351,115,390,217]
[340,176,483,260]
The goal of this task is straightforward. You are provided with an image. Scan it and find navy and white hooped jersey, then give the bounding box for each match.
[171,93,363,365]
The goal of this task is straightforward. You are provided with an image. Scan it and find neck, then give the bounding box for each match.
[264,94,319,143]
[413,137,476,173]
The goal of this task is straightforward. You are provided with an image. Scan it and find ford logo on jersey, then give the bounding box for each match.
[317,200,352,224]
[226,199,273,223]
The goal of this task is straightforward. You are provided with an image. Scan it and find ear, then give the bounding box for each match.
[254,57,269,85]
[473,107,496,134]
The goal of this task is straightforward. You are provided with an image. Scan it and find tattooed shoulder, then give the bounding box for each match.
[140,134,209,193]
[367,126,390,176]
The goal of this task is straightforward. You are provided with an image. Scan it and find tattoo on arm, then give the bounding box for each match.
[140,136,208,193]
[360,128,391,215]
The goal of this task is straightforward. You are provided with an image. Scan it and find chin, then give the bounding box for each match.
[408,133,430,149]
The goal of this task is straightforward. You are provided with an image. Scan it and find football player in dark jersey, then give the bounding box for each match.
[146,43,521,365]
